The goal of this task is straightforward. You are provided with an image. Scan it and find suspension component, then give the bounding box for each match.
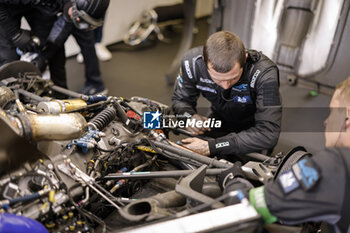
[88,106,117,130]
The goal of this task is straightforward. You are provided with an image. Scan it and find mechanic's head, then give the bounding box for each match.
[325,77,350,147]
[66,0,110,30]
[203,31,247,90]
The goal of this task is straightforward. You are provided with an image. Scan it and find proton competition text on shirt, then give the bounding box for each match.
[143,111,222,129]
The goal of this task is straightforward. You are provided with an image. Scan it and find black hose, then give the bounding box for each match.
[112,101,128,124]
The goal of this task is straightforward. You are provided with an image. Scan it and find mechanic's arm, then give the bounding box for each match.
[172,60,200,117]
[0,4,23,43]
[261,150,344,225]
[222,150,344,226]
[208,68,282,157]
[0,4,41,54]
[31,14,74,71]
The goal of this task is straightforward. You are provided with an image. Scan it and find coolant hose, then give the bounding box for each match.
[0,213,48,233]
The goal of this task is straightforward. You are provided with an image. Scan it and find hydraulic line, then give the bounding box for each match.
[109,156,157,193]
[0,189,50,208]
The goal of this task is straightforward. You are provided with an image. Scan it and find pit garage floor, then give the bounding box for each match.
[66,18,332,156]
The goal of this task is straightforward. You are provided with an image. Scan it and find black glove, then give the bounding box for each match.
[218,162,245,189]
[219,162,254,205]
[31,54,48,72]
[11,30,40,53]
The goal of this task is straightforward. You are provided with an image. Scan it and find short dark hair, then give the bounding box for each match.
[203,31,246,73]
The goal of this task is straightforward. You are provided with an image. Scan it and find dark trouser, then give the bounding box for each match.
[72,29,104,87]
[0,8,67,88]
[94,26,103,43]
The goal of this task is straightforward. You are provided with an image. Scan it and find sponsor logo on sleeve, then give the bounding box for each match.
[215,141,230,149]
[292,158,320,191]
[184,60,193,79]
[177,75,183,88]
[250,69,261,88]
[278,170,299,194]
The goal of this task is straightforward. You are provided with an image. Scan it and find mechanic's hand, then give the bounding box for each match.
[181,137,210,156]
[186,114,211,135]
[218,163,253,205]
[11,30,40,53]
[31,55,48,72]
[218,162,245,189]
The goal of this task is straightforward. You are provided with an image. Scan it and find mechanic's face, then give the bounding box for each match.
[207,62,243,90]
[324,91,349,147]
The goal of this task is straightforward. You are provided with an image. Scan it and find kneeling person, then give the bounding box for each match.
[172,31,282,160]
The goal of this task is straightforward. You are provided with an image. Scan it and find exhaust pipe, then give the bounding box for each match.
[0,86,15,108]
[17,113,87,140]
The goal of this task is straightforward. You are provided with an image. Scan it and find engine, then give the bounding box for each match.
[0,61,289,233]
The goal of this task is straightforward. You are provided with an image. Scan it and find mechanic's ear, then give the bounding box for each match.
[245,53,248,60]
[345,107,350,130]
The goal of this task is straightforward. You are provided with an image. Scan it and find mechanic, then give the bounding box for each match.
[0,0,66,87]
[39,0,110,95]
[0,0,109,91]
[219,77,350,233]
[172,31,282,160]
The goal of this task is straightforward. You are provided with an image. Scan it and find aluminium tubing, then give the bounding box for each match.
[245,152,270,162]
[152,140,231,169]
[50,85,82,98]
[18,112,87,140]
[103,169,225,180]
[17,89,46,103]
